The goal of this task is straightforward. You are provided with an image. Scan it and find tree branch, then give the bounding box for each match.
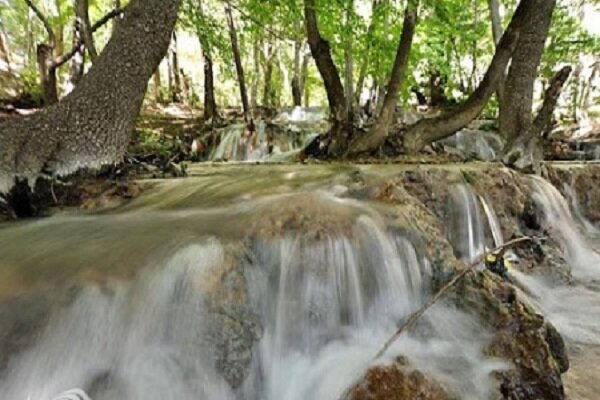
[24,0,55,48]
[51,8,123,70]
[374,236,532,359]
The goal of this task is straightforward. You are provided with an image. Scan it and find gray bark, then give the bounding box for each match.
[399,0,534,153]
[0,0,181,192]
[344,0,355,116]
[67,19,85,92]
[499,0,556,142]
[304,0,348,154]
[292,39,303,107]
[487,0,505,108]
[503,66,571,171]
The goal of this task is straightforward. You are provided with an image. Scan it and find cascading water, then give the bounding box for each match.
[447,184,486,263]
[0,183,508,400]
[529,176,600,280]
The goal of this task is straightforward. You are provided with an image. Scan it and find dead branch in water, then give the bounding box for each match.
[374,236,532,359]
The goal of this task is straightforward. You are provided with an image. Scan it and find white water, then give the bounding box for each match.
[448,184,486,264]
[0,192,507,400]
[455,179,600,351]
[530,177,600,280]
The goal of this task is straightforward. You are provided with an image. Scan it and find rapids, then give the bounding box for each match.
[0,163,599,399]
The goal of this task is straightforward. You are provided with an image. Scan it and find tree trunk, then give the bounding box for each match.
[302,49,311,107]
[292,39,303,107]
[251,37,261,110]
[0,0,181,193]
[399,0,534,153]
[503,66,571,171]
[487,0,505,109]
[75,0,98,62]
[36,44,59,106]
[344,0,355,117]
[225,4,252,125]
[262,36,275,109]
[499,0,556,142]
[153,67,163,103]
[170,32,182,103]
[347,0,418,155]
[203,48,219,123]
[66,19,85,94]
[304,0,348,154]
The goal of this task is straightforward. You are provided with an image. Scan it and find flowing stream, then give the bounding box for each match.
[0,164,599,399]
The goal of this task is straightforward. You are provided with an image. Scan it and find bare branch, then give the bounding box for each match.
[374,236,532,359]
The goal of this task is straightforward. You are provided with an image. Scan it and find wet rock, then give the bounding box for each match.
[544,322,569,374]
[344,359,451,400]
[522,197,543,231]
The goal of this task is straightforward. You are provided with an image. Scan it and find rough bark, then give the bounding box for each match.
[225,4,252,125]
[75,0,98,62]
[499,0,556,142]
[0,0,181,193]
[399,0,534,153]
[503,66,572,171]
[347,0,418,155]
[304,0,348,154]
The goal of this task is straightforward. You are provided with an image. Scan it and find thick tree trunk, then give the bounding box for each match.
[0,0,181,193]
[503,66,571,171]
[292,39,303,107]
[304,0,348,154]
[399,0,534,153]
[76,0,98,62]
[225,4,252,125]
[499,0,556,142]
[347,0,418,155]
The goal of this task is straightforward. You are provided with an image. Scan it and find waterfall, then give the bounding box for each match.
[530,176,600,280]
[448,184,486,264]
[0,192,507,400]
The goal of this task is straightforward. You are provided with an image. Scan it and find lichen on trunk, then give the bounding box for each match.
[0,0,181,193]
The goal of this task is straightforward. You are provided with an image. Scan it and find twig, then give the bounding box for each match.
[373,236,532,359]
